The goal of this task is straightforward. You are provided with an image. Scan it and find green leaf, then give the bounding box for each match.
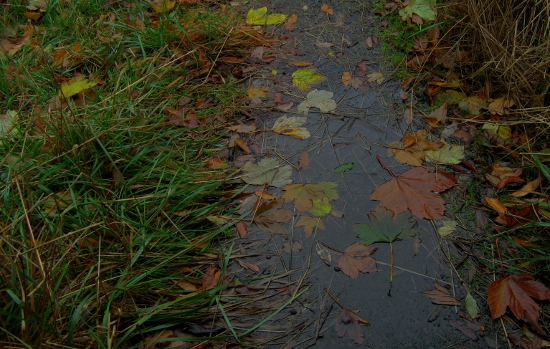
[438,220,457,236]
[354,207,416,245]
[399,0,436,22]
[246,7,287,25]
[292,69,327,91]
[297,89,337,115]
[465,292,479,319]
[334,162,354,172]
[242,158,293,187]
[308,197,332,217]
[425,143,464,165]
[534,155,550,182]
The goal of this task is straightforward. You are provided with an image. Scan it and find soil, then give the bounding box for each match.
[233,0,506,347]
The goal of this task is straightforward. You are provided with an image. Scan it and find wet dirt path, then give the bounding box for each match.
[236,1,494,348]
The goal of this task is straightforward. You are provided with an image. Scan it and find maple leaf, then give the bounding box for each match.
[335,308,369,344]
[246,7,287,26]
[297,89,337,115]
[337,242,377,279]
[253,200,293,233]
[399,0,436,22]
[281,182,338,212]
[296,215,325,237]
[242,158,292,187]
[425,143,465,165]
[487,274,550,335]
[366,71,384,84]
[370,166,456,219]
[292,69,326,91]
[354,207,415,282]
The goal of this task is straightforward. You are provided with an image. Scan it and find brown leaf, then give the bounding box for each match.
[487,274,550,335]
[250,46,264,60]
[201,266,221,290]
[496,176,525,189]
[206,158,228,169]
[424,284,461,305]
[341,71,351,86]
[485,197,508,214]
[365,36,374,49]
[335,308,370,344]
[296,215,325,238]
[235,138,250,153]
[219,56,244,64]
[284,13,297,31]
[357,61,368,75]
[321,3,333,15]
[236,221,247,238]
[290,60,314,67]
[371,167,455,219]
[255,191,277,200]
[448,320,478,340]
[337,242,377,279]
[298,150,310,171]
[314,41,334,48]
[175,280,198,291]
[428,103,448,122]
[237,259,261,273]
[512,177,542,197]
[494,205,536,227]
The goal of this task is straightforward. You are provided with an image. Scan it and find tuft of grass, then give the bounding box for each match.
[0,1,295,348]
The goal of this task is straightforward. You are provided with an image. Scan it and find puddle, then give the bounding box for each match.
[234,1,499,347]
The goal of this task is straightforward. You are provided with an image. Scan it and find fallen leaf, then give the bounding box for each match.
[485,197,508,214]
[298,151,310,171]
[272,115,311,139]
[247,86,268,98]
[494,205,536,227]
[438,220,457,236]
[371,167,456,219]
[399,0,436,22]
[424,283,461,305]
[59,77,98,98]
[316,241,332,265]
[235,138,250,153]
[483,124,512,140]
[365,36,375,49]
[284,13,297,31]
[342,71,352,86]
[201,266,221,290]
[488,97,515,115]
[314,41,334,48]
[246,7,287,25]
[321,3,333,15]
[334,162,354,172]
[282,182,339,212]
[206,158,228,169]
[428,103,448,122]
[255,191,277,200]
[296,215,325,237]
[292,69,327,91]
[283,240,302,253]
[354,207,415,282]
[151,0,175,12]
[297,89,337,115]
[512,177,542,197]
[335,308,369,344]
[237,259,261,273]
[337,242,377,279]
[367,72,384,84]
[459,96,487,115]
[487,274,550,335]
[250,46,264,60]
[242,157,293,187]
[425,143,465,165]
[254,200,293,233]
[290,60,314,67]
[309,197,332,216]
[465,292,479,319]
[235,221,247,238]
[175,280,198,291]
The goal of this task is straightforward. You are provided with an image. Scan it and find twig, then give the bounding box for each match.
[323,288,345,309]
[376,155,396,178]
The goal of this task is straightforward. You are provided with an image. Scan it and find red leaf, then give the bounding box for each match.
[496,176,525,189]
[487,274,550,335]
[236,221,247,238]
[201,266,221,290]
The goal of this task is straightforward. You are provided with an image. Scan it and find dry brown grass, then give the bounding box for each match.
[445,0,550,108]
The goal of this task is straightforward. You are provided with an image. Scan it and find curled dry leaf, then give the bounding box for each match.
[512,177,542,197]
[485,197,507,214]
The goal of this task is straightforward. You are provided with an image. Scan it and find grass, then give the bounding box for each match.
[0,1,300,347]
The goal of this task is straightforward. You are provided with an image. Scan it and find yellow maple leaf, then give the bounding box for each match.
[292,69,326,91]
[246,7,287,25]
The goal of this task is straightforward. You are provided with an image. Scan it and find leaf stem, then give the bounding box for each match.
[376,155,396,178]
[318,241,343,254]
[324,288,345,309]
